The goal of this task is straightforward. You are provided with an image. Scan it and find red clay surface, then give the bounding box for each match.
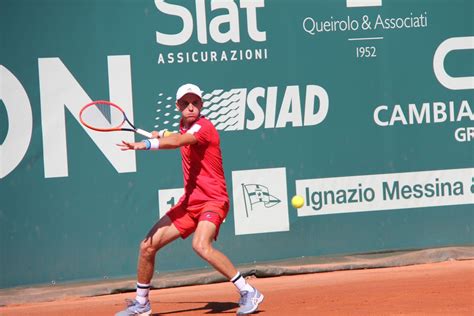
[1,260,473,315]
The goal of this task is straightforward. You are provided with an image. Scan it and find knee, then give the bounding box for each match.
[139,239,158,258]
[192,240,212,259]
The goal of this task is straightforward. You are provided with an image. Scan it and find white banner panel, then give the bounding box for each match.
[157,188,184,218]
[232,168,289,235]
[296,168,474,216]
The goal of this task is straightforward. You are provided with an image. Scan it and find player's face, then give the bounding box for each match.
[177,93,203,126]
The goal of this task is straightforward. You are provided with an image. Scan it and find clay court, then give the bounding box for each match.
[1,259,473,315]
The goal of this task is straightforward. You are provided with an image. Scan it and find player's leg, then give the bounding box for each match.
[192,215,264,315]
[192,220,237,278]
[137,214,182,284]
[115,215,181,316]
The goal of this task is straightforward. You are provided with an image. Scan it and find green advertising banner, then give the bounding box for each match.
[1,0,473,289]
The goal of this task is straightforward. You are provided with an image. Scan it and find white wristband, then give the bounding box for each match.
[149,138,160,150]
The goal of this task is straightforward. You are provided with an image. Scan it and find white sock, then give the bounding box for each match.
[135,282,150,304]
[230,272,254,293]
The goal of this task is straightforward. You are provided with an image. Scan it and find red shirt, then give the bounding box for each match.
[177,116,229,206]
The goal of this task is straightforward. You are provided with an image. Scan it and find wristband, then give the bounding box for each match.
[142,139,151,150]
[149,138,160,150]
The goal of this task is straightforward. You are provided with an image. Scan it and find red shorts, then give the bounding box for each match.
[166,200,229,240]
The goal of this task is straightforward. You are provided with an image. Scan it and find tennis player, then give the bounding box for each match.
[115,84,264,315]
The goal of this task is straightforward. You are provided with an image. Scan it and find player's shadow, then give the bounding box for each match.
[152,301,262,315]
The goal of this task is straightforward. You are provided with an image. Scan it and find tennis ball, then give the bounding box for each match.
[291,195,304,208]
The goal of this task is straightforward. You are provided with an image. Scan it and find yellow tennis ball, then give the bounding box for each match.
[163,130,173,137]
[291,195,304,208]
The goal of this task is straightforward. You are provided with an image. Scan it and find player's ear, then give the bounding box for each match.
[176,101,180,111]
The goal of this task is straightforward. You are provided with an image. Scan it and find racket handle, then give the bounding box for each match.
[136,128,153,138]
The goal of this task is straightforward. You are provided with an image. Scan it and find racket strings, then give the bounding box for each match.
[80,102,126,130]
[97,103,112,124]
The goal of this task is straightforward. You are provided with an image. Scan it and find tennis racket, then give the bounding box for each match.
[79,100,152,138]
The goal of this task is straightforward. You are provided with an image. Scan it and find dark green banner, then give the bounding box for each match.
[1,0,472,288]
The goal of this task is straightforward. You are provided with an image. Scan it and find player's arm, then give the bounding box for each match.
[117,130,196,151]
[157,132,197,149]
[151,129,198,149]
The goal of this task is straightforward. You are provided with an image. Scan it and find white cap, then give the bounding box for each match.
[176,83,202,101]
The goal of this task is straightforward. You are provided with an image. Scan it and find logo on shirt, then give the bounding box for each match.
[187,123,202,135]
[232,168,289,235]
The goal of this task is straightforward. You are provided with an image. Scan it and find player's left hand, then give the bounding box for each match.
[116,141,146,151]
